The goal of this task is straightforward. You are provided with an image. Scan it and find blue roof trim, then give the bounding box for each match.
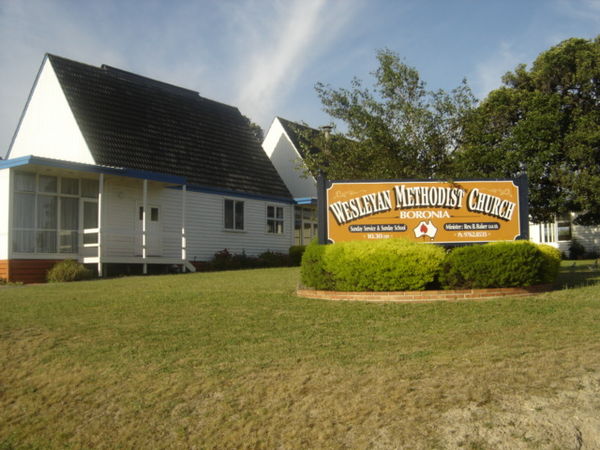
[294,197,317,205]
[170,184,295,204]
[0,155,186,184]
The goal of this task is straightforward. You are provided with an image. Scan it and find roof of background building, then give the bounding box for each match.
[276,117,322,158]
[46,54,291,199]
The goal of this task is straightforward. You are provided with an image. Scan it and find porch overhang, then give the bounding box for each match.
[0,155,187,185]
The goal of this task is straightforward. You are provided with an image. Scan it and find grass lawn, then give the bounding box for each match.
[1,262,600,448]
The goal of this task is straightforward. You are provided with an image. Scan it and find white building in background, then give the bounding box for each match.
[0,54,294,283]
[262,117,319,246]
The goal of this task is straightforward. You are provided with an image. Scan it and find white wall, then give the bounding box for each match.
[100,176,294,261]
[164,188,294,261]
[8,58,95,164]
[263,118,317,199]
[0,169,10,259]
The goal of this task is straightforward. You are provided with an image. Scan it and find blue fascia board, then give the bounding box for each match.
[294,197,317,205]
[0,155,186,184]
[170,184,295,204]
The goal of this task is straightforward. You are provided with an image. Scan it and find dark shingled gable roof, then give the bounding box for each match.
[47,54,291,199]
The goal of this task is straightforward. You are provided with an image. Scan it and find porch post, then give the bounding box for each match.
[98,173,104,277]
[142,179,148,274]
[181,184,187,270]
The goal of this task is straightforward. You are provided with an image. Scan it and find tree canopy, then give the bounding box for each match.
[301,49,476,180]
[455,36,600,224]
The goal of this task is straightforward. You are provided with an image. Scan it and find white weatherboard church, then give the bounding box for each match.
[0,54,294,283]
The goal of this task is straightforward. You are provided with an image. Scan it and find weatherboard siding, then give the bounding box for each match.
[162,189,294,261]
[8,58,94,164]
[0,170,10,260]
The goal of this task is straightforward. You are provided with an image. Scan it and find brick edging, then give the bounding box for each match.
[296,284,554,303]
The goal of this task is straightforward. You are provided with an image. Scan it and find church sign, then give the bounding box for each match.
[318,176,528,244]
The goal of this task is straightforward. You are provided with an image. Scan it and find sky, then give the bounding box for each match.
[1,0,599,158]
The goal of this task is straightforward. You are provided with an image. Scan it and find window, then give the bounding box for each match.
[138,206,159,222]
[294,205,317,245]
[267,205,284,234]
[224,199,244,230]
[557,213,572,241]
[12,172,84,254]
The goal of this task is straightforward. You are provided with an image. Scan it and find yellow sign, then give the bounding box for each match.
[325,179,526,244]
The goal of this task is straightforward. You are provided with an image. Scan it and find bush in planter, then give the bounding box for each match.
[47,259,93,282]
[300,240,332,290]
[300,238,445,291]
[537,244,562,284]
[440,241,557,289]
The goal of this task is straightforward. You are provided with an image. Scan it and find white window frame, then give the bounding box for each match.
[266,204,284,234]
[224,198,245,231]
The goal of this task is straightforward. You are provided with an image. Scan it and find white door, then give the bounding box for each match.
[137,205,162,256]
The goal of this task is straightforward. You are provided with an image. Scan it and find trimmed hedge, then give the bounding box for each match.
[47,260,93,283]
[439,241,560,289]
[289,245,306,266]
[301,238,446,291]
[301,239,562,292]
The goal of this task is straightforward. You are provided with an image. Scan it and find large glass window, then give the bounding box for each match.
[12,172,93,254]
[267,205,284,234]
[224,199,244,231]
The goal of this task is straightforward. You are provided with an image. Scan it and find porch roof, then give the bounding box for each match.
[0,155,186,184]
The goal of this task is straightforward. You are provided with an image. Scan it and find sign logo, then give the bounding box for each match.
[321,178,528,244]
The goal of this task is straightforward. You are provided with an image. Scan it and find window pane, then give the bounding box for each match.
[84,202,98,229]
[276,207,284,219]
[60,197,79,230]
[151,207,159,222]
[61,178,79,195]
[59,231,78,253]
[139,206,144,221]
[13,193,35,228]
[276,221,283,234]
[267,206,274,218]
[82,179,99,198]
[37,231,57,253]
[37,195,57,229]
[267,220,275,234]
[14,172,35,192]
[39,175,57,193]
[224,200,234,229]
[13,230,35,252]
[235,201,244,230]
[83,232,98,245]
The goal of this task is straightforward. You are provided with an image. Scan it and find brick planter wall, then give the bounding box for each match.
[296,284,554,303]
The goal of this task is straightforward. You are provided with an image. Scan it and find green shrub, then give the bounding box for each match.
[300,240,333,290]
[568,239,586,260]
[289,245,306,266]
[326,239,446,291]
[47,259,93,283]
[440,241,555,289]
[537,244,562,284]
[300,238,445,291]
[258,250,290,267]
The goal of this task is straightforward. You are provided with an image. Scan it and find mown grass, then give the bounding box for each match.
[1,263,600,448]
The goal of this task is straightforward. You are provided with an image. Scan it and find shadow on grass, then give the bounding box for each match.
[556,259,600,289]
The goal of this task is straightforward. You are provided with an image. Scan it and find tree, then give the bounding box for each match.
[242,115,264,144]
[455,36,600,224]
[301,49,476,180]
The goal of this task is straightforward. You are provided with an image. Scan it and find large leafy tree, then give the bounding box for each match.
[455,36,600,224]
[301,49,476,180]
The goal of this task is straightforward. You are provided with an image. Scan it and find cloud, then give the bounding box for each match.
[472,42,524,99]
[231,0,363,127]
[554,0,600,23]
